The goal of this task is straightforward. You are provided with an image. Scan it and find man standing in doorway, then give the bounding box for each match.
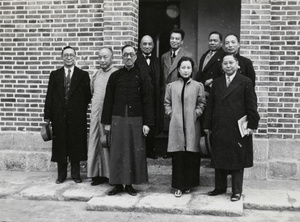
[135,35,162,159]
[195,31,225,98]
[44,46,91,184]
[87,47,118,186]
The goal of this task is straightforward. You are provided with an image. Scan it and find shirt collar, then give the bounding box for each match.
[171,48,181,57]
[226,71,237,82]
[64,66,74,75]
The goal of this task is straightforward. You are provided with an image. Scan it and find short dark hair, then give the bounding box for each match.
[177,56,194,78]
[121,44,136,53]
[224,33,240,43]
[222,53,238,62]
[61,46,76,56]
[209,31,223,41]
[170,29,185,40]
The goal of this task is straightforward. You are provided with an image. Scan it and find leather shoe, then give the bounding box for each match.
[73,178,82,183]
[55,178,65,184]
[107,185,123,196]
[231,193,241,201]
[208,189,226,196]
[125,185,137,196]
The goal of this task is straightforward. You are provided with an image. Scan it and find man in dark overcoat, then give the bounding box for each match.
[203,54,260,201]
[224,33,256,86]
[135,35,162,159]
[44,46,91,184]
[195,31,225,97]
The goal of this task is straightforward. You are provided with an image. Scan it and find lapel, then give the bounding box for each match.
[168,48,184,75]
[202,48,224,72]
[200,50,209,70]
[68,66,83,97]
[222,73,242,100]
[163,51,172,73]
[57,67,66,103]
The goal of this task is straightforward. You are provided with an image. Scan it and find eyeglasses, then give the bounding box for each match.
[63,54,76,58]
[122,53,136,58]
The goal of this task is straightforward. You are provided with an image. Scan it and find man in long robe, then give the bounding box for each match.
[87,47,118,186]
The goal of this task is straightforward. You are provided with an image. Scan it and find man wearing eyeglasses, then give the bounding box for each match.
[44,46,92,184]
[101,45,154,196]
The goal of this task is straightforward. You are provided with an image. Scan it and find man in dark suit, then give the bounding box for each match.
[195,31,225,97]
[203,54,260,201]
[135,35,161,159]
[44,46,92,184]
[224,33,256,86]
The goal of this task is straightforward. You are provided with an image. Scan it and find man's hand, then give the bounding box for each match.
[44,119,50,124]
[205,78,213,87]
[143,125,150,136]
[247,129,255,135]
[104,125,111,131]
[204,129,211,135]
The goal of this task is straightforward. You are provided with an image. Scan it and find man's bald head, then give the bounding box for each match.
[140,35,154,55]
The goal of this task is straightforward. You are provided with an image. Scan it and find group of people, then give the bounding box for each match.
[44,29,260,202]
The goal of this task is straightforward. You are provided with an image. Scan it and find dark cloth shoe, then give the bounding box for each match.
[91,177,108,186]
[55,178,65,184]
[231,193,242,201]
[107,184,123,196]
[73,178,82,183]
[208,189,227,196]
[125,185,137,196]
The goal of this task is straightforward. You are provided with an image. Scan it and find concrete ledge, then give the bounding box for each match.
[244,188,300,211]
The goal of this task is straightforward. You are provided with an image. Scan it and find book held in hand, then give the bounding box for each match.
[238,115,248,138]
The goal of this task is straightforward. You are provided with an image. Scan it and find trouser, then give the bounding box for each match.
[215,168,244,194]
[57,161,81,180]
[145,125,156,157]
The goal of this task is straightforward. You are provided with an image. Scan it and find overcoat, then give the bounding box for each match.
[44,66,91,163]
[203,73,260,169]
[165,79,206,152]
[236,53,256,86]
[135,50,162,131]
[161,48,193,131]
[195,48,225,93]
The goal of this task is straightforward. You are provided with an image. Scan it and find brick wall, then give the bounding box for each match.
[241,0,300,180]
[0,0,139,171]
[0,0,139,133]
[0,0,299,180]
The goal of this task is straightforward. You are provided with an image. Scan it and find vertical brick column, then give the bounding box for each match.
[103,0,139,65]
[240,0,271,140]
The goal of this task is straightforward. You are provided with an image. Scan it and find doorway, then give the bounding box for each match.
[138,1,180,58]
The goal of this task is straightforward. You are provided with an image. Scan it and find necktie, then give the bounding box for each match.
[65,69,71,100]
[171,51,176,64]
[226,76,231,87]
[145,55,151,65]
[202,51,213,70]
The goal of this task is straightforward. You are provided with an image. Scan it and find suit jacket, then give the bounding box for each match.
[195,48,225,93]
[161,48,193,87]
[135,51,162,130]
[44,66,91,162]
[203,73,260,170]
